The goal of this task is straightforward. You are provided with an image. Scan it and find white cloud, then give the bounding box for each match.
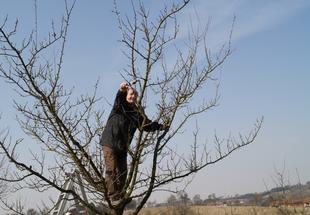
[176,0,310,48]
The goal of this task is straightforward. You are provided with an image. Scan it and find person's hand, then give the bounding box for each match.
[120,82,129,92]
[160,124,170,131]
[161,117,171,131]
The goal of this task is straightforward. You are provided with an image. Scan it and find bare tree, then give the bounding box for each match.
[0,156,9,203]
[0,1,106,214]
[167,194,177,206]
[193,194,202,205]
[0,1,262,215]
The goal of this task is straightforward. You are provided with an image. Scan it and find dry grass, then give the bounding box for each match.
[127,205,310,215]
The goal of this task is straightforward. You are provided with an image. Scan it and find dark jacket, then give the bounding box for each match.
[100,90,162,153]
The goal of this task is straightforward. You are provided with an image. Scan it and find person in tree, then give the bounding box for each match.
[100,82,168,205]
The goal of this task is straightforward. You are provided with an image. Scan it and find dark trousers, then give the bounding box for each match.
[103,146,127,201]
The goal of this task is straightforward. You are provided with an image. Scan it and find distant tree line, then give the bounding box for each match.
[144,181,310,208]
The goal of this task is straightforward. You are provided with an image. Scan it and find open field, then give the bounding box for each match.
[126,205,310,215]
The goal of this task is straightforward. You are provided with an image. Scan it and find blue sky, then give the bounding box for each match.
[1,0,310,208]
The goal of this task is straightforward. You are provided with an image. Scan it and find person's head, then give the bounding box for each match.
[126,87,138,104]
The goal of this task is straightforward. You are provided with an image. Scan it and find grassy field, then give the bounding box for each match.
[126,205,310,215]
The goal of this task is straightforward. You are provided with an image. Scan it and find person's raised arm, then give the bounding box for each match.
[112,82,128,110]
